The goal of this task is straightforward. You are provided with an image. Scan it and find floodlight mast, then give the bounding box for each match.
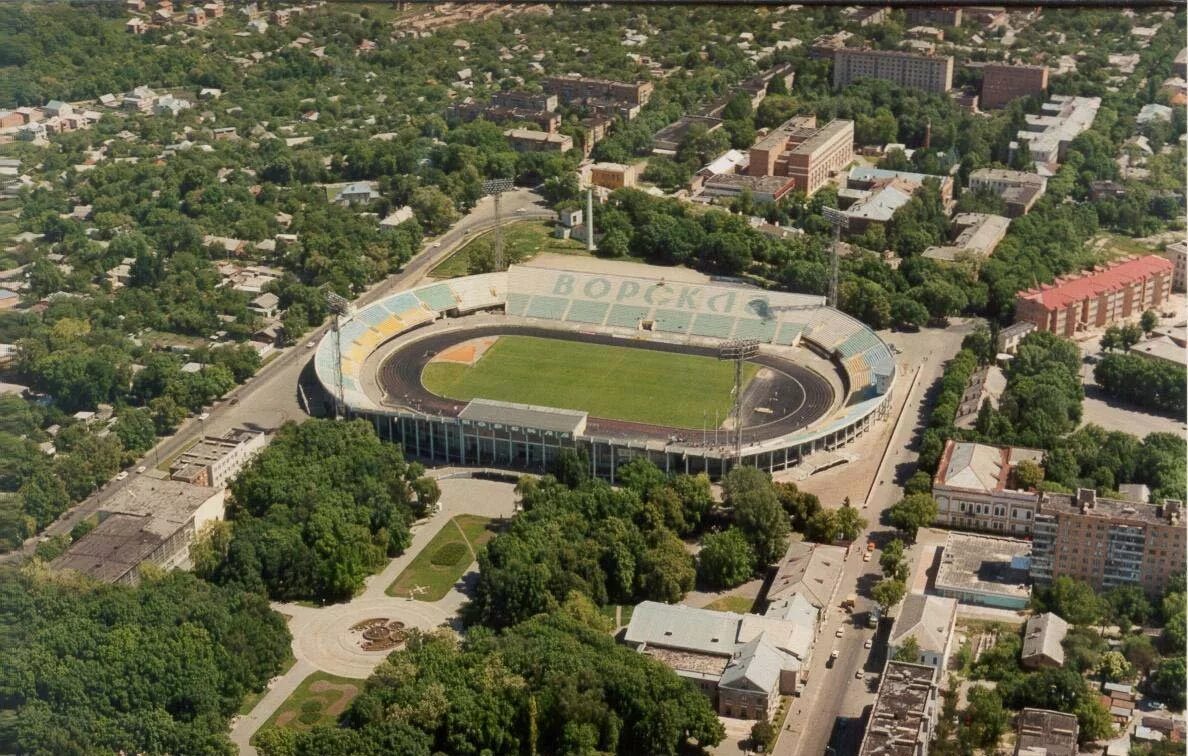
[482,178,514,271]
[325,291,351,419]
[718,338,760,460]
[822,206,849,310]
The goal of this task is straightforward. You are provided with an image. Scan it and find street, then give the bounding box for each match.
[775,320,975,756]
[1,188,551,564]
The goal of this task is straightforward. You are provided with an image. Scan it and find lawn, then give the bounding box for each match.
[386,514,498,600]
[421,335,758,429]
[429,220,588,278]
[701,595,756,613]
[251,671,361,742]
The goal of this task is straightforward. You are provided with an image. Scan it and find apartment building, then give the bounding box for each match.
[833,49,954,94]
[447,100,560,133]
[968,168,1047,217]
[932,440,1044,535]
[906,7,962,27]
[747,116,854,196]
[1013,95,1101,168]
[491,90,557,112]
[980,64,1049,110]
[887,595,958,680]
[1030,489,1186,596]
[1164,241,1186,293]
[504,128,573,153]
[169,428,266,489]
[542,75,653,107]
[1014,255,1173,338]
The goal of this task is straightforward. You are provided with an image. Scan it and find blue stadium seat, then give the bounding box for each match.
[525,296,569,321]
[356,306,390,328]
[653,309,692,334]
[505,292,530,317]
[774,322,805,346]
[606,305,649,329]
[565,299,610,325]
[415,283,458,312]
[691,314,736,339]
[733,318,778,342]
[381,293,419,315]
[339,320,371,345]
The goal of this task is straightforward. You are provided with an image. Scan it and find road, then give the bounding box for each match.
[1,187,551,565]
[776,320,975,756]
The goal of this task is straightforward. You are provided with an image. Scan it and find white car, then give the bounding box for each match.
[855,670,864,679]
[864,639,873,649]
[136,466,146,474]
[306,341,317,349]
[115,471,129,481]
[516,207,526,214]
[198,412,210,421]
[862,552,871,562]
[835,627,844,638]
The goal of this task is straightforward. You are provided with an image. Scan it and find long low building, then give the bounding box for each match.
[933,531,1032,609]
[968,168,1047,217]
[53,477,226,584]
[922,213,1010,264]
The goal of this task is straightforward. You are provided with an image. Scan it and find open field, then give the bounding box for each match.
[252,671,361,741]
[421,335,758,428]
[701,595,756,614]
[386,514,498,600]
[429,220,588,278]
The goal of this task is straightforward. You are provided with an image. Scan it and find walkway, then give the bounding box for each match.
[229,477,518,754]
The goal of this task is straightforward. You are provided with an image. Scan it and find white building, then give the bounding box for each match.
[169,427,267,489]
[888,594,958,679]
[932,439,1044,535]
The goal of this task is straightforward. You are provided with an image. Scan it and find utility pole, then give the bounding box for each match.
[325,291,351,419]
[718,338,759,460]
[482,178,514,271]
[822,206,849,309]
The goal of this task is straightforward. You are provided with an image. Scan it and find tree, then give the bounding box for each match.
[835,505,867,542]
[1141,309,1159,334]
[409,186,459,234]
[891,295,929,329]
[1121,634,1159,676]
[1104,585,1151,630]
[548,448,588,488]
[887,494,938,541]
[893,635,922,663]
[880,539,909,582]
[1014,459,1044,490]
[112,408,157,456]
[697,528,757,589]
[872,578,907,611]
[724,467,789,565]
[804,508,839,544]
[1036,576,1104,627]
[750,719,776,753]
[904,471,933,496]
[962,687,1008,750]
[1150,656,1186,710]
[1094,651,1134,683]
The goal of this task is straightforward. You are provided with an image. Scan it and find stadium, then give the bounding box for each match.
[313,261,896,481]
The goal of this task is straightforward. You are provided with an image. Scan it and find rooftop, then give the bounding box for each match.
[889,594,957,655]
[859,661,937,756]
[624,601,741,657]
[969,168,1047,187]
[1016,708,1079,756]
[98,476,221,523]
[934,531,1031,600]
[459,398,587,435]
[1039,489,1184,527]
[1017,255,1173,311]
[934,440,1043,495]
[767,541,847,609]
[1022,612,1068,666]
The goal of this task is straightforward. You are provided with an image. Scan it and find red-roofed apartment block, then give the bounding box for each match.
[1015,255,1173,337]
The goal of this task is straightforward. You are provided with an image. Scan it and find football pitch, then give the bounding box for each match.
[421,335,758,428]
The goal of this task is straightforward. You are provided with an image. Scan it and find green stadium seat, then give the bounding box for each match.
[565,299,610,325]
[652,309,692,334]
[691,314,735,339]
[415,283,458,312]
[732,318,778,342]
[525,296,569,321]
[606,305,649,329]
[774,322,805,346]
[505,292,530,317]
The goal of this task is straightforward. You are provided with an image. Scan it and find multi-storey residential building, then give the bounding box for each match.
[447,100,560,133]
[1030,489,1186,596]
[504,128,572,153]
[491,91,557,112]
[841,166,954,233]
[169,428,266,489]
[932,440,1044,535]
[980,64,1049,110]
[833,49,954,93]
[1164,241,1186,293]
[968,168,1047,217]
[859,661,940,756]
[906,6,962,27]
[542,75,653,107]
[747,116,854,196]
[1014,255,1173,337]
[1012,95,1100,169]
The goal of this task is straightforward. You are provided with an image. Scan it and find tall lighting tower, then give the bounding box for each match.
[822,206,849,309]
[718,338,760,460]
[325,291,351,419]
[482,178,514,271]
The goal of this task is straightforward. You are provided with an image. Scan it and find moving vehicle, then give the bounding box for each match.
[829,648,839,664]
[842,594,857,610]
[864,639,873,649]
[862,552,871,562]
[868,608,881,628]
[855,670,864,679]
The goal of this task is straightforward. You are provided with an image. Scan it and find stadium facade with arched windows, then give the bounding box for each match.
[313,264,896,481]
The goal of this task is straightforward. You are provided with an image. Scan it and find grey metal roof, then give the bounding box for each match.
[624,601,741,656]
[458,398,586,434]
[889,594,957,655]
[767,541,847,608]
[1022,612,1068,666]
[720,635,786,694]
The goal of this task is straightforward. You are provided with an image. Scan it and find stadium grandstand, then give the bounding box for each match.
[314,264,896,480]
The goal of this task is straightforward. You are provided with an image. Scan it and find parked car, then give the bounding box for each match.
[835,627,844,638]
[864,639,873,649]
[855,670,864,679]
[115,471,129,481]
[136,466,146,474]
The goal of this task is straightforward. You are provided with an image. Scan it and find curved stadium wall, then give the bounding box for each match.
[314,265,897,481]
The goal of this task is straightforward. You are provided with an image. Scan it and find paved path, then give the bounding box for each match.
[229,476,517,754]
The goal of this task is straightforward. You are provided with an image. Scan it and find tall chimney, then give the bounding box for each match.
[586,187,595,253]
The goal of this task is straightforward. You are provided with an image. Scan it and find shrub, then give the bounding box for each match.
[430,541,470,567]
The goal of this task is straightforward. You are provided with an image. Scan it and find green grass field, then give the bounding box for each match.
[421,335,758,428]
[429,220,589,278]
[386,515,498,601]
[252,671,361,742]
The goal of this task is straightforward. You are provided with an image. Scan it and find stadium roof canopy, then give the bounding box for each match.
[459,398,587,435]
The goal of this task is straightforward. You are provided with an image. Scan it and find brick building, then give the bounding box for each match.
[980,64,1049,109]
[747,116,854,197]
[1030,489,1186,596]
[833,49,954,93]
[589,162,638,190]
[504,128,572,153]
[968,168,1047,217]
[1164,241,1186,293]
[1014,255,1173,337]
[542,76,653,107]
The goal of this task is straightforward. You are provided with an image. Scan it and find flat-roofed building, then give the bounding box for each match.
[542,75,653,107]
[702,173,796,204]
[748,116,854,196]
[923,213,1011,264]
[52,477,226,585]
[170,428,266,489]
[504,128,572,153]
[834,49,954,93]
[1129,334,1188,368]
[1021,612,1068,669]
[1030,489,1186,596]
[934,531,1033,609]
[1013,95,1100,170]
[968,168,1047,217]
[906,7,962,27]
[932,439,1044,535]
[888,595,958,678]
[981,64,1049,110]
[1015,708,1079,756]
[1014,255,1173,338]
[841,166,953,232]
[859,661,940,756]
